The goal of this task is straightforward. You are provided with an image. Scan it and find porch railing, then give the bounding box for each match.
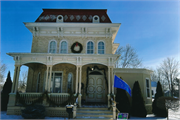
[16,93,43,105]
[49,93,70,105]
[16,93,70,106]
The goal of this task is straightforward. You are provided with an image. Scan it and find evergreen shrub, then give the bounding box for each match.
[1,71,12,111]
[116,88,131,119]
[131,81,147,117]
[152,81,168,117]
[21,104,46,119]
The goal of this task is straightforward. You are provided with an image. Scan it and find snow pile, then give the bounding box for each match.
[0,111,67,119]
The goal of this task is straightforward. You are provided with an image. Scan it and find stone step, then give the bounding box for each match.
[75,116,113,120]
[76,113,113,118]
[77,110,112,114]
[78,107,108,111]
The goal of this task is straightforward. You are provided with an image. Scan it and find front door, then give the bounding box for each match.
[86,75,106,102]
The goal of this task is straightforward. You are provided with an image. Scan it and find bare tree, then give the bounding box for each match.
[18,71,27,92]
[159,57,179,97]
[115,44,142,68]
[0,61,7,83]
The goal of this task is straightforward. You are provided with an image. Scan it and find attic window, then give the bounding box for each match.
[58,16,62,20]
[93,15,99,23]
[94,16,98,20]
[57,15,63,23]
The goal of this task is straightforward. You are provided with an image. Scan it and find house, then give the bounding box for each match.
[7,9,153,118]
[151,81,157,98]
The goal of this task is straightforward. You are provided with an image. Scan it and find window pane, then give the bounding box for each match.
[49,41,56,53]
[146,79,149,87]
[87,41,94,54]
[147,89,150,97]
[91,45,93,49]
[60,41,67,53]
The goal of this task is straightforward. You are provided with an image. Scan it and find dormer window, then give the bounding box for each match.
[56,15,63,23]
[93,15,99,23]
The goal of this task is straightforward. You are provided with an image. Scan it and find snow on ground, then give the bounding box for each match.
[1,103,180,120]
[0,111,67,119]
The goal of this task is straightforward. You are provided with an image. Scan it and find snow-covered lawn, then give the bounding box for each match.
[0,111,67,119]
[1,104,180,120]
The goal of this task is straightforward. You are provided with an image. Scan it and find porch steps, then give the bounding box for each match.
[76,107,113,119]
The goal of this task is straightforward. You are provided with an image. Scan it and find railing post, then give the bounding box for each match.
[73,103,77,118]
[7,93,16,107]
[43,93,49,106]
[113,102,116,119]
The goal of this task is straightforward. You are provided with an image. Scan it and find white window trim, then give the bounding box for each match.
[44,71,63,93]
[48,40,57,53]
[146,78,151,99]
[59,40,68,54]
[97,40,105,54]
[66,72,73,93]
[86,40,95,54]
[51,71,63,93]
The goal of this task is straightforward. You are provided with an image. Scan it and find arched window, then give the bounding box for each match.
[67,73,73,93]
[87,41,94,54]
[60,41,68,53]
[49,41,56,53]
[98,41,105,54]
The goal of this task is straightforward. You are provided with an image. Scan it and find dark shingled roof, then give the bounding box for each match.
[35,9,112,23]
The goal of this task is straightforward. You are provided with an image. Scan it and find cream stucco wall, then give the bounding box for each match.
[114,68,153,113]
[31,36,113,54]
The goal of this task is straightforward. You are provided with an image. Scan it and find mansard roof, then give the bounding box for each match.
[35,9,112,23]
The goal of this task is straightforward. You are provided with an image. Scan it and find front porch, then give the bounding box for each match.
[6,53,119,118]
[7,92,116,119]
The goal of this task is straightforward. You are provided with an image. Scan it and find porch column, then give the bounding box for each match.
[107,66,111,107]
[111,67,114,94]
[45,66,49,91]
[48,65,52,92]
[78,66,82,107]
[75,66,79,94]
[108,66,111,94]
[11,66,18,93]
[14,65,21,93]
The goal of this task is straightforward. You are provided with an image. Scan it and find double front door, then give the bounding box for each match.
[86,75,106,102]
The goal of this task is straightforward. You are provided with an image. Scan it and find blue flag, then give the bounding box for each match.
[114,75,131,96]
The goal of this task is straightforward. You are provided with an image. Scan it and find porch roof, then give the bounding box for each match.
[7,52,120,67]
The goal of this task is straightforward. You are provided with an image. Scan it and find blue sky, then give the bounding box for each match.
[1,0,180,79]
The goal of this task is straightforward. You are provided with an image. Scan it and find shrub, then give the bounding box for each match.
[152,81,168,117]
[21,104,46,119]
[116,88,131,119]
[131,81,147,117]
[1,71,12,111]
